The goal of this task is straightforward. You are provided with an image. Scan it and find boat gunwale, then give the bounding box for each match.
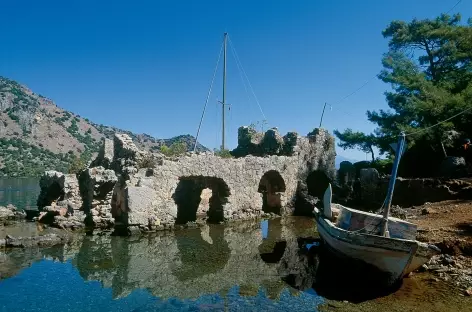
[316,214,430,254]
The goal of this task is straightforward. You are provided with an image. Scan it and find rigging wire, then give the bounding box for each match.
[215,98,219,150]
[193,39,224,151]
[404,106,472,137]
[228,35,267,122]
[446,0,463,14]
[228,37,253,118]
[331,74,379,108]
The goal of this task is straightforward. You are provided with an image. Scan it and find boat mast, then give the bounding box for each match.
[221,32,228,150]
[380,132,406,237]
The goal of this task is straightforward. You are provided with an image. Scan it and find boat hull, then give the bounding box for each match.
[316,216,438,285]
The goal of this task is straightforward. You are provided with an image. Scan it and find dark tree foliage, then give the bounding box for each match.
[335,14,472,176]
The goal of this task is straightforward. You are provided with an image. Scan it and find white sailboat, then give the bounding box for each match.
[314,133,440,285]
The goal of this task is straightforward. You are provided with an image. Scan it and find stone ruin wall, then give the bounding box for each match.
[115,153,299,230]
[36,126,336,233]
[336,161,472,209]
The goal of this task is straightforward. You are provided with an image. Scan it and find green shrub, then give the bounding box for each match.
[7,111,19,122]
[68,156,86,174]
[214,148,233,158]
[160,141,187,157]
[0,138,77,177]
[137,155,157,169]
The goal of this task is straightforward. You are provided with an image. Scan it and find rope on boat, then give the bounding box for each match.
[346,197,388,234]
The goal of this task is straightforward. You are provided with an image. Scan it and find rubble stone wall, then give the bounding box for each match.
[337,165,472,209]
[115,153,300,229]
[37,127,336,232]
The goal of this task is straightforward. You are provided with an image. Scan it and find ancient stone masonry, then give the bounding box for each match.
[36,126,336,233]
[90,138,114,170]
[37,171,82,209]
[36,171,84,229]
[79,167,118,228]
[336,163,472,209]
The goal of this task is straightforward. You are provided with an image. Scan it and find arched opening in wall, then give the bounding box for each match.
[173,176,230,224]
[37,182,64,208]
[306,170,331,199]
[258,170,286,215]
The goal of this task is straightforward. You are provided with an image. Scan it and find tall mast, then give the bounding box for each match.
[222,32,228,150]
[380,132,406,237]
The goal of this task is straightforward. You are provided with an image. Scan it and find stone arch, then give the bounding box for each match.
[36,181,64,209]
[173,176,231,224]
[306,170,331,199]
[258,170,286,214]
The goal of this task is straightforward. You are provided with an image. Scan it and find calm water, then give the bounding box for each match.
[0,177,40,209]
[1,219,324,311]
[1,180,471,312]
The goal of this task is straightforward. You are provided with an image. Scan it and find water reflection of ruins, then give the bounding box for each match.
[3,217,319,300]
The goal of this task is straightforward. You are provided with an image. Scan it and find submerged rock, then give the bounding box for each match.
[2,233,70,248]
[0,205,26,224]
[466,287,472,296]
[0,206,15,220]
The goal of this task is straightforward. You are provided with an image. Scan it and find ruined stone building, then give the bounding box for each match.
[36,126,336,233]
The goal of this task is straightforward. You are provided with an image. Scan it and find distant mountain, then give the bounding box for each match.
[0,76,208,177]
[335,155,359,169]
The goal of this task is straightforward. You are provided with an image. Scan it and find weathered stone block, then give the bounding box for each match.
[262,128,284,155]
[338,161,355,186]
[79,166,118,228]
[282,132,299,155]
[360,168,380,186]
[125,186,157,226]
[90,138,114,169]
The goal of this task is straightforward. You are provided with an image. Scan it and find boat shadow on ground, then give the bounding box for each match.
[456,222,472,238]
[279,238,404,304]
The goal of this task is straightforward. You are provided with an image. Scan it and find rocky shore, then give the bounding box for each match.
[0,199,471,312]
[393,200,472,296]
[0,233,71,248]
[0,204,26,225]
[1,204,74,249]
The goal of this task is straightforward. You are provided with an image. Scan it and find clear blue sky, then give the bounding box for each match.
[1,0,471,160]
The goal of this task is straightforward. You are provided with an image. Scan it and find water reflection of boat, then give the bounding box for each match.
[314,133,440,286]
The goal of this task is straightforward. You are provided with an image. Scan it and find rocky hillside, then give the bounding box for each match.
[0,76,207,177]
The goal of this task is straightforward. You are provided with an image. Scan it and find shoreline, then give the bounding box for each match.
[1,200,471,310]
